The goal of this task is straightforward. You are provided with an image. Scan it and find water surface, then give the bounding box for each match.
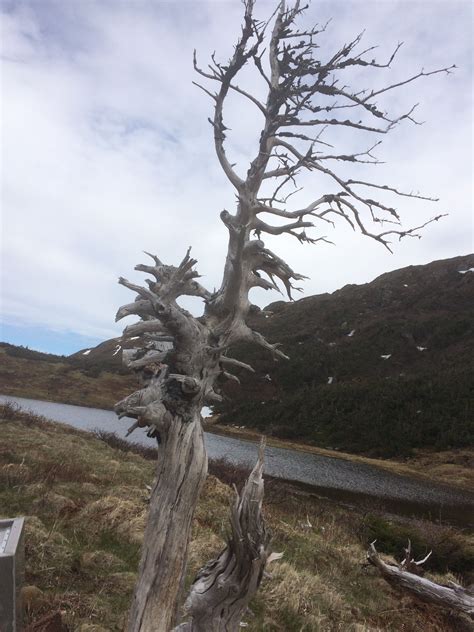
[2,395,472,526]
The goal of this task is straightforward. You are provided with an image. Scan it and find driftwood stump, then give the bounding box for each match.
[175,442,273,631]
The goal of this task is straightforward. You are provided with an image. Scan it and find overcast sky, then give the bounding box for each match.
[1,0,472,355]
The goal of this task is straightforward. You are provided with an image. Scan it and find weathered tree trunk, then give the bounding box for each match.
[128,408,207,631]
[175,442,274,632]
[367,542,474,619]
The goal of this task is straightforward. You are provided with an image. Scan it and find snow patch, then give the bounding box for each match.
[129,336,140,341]
[112,345,122,356]
[403,284,409,287]
[327,376,334,384]
[458,268,474,274]
[347,329,356,337]
[416,346,427,351]
[380,354,392,360]
[264,373,272,381]
[82,349,91,356]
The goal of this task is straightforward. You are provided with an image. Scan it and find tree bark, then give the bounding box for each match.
[175,442,273,632]
[127,408,207,632]
[367,542,474,619]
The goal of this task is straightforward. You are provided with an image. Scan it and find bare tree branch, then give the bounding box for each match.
[368,541,474,619]
[176,442,272,631]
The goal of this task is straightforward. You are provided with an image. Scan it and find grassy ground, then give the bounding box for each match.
[1,404,472,631]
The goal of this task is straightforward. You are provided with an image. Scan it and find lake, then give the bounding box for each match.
[1,394,473,527]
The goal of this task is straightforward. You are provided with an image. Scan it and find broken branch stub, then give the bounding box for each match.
[176,441,273,632]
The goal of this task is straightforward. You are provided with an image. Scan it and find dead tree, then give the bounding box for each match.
[114,1,452,629]
[367,541,474,619]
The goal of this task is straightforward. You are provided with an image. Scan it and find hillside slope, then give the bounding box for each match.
[215,254,474,456]
[0,343,133,409]
[1,255,472,455]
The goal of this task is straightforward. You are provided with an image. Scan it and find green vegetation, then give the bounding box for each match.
[0,403,472,631]
[2,257,473,459]
[0,342,66,363]
[206,422,474,491]
[219,370,474,457]
[361,514,473,580]
[1,342,131,377]
[216,256,474,458]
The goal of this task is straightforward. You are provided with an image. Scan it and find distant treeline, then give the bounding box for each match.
[217,369,474,457]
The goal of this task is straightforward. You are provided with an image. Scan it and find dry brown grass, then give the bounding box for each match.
[404,448,474,489]
[0,349,133,409]
[0,406,471,631]
[79,495,147,545]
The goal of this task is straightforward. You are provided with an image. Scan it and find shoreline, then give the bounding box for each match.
[1,389,472,493]
[205,421,474,493]
[2,399,472,529]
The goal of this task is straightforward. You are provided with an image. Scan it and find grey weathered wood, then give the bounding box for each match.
[127,407,207,631]
[114,1,452,629]
[367,542,474,619]
[175,442,271,632]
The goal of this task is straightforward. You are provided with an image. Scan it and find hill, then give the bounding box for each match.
[214,254,474,456]
[0,342,133,409]
[1,254,473,456]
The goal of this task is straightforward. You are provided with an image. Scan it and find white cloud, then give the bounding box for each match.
[1,0,472,342]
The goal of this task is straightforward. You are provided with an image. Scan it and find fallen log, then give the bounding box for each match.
[367,540,474,619]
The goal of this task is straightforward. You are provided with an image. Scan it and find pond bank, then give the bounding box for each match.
[1,395,473,528]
